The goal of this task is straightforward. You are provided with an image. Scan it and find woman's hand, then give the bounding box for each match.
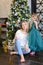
[24,46,29,51]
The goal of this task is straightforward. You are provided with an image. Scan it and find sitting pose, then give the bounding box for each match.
[28,13,43,55]
[10,21,30,62]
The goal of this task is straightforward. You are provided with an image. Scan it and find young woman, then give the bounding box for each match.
[10,21,30,62]
[28,13,43,55]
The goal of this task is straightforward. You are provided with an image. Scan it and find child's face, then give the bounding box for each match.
[32,15,37,21]
[22,22,28,32]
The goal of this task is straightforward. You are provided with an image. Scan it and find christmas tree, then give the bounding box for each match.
[7,0,31,40]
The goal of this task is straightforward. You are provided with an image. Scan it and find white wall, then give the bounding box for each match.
[0,0,12,18]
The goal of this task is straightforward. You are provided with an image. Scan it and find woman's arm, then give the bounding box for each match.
[12,30,20,43]
[12,32,17,43]
[12,36,16,43]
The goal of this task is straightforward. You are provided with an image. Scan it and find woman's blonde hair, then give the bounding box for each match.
[20,20,29,32]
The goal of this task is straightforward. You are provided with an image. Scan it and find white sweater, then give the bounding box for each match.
[15,30,28,48]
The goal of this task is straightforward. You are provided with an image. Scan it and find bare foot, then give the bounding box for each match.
[10,52,16,55]
[20,59,25,63]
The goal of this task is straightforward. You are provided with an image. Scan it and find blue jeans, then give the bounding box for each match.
[14,40,30,55]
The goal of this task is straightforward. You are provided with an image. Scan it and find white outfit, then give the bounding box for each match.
[14,30,30,54]
[15,30,29,47]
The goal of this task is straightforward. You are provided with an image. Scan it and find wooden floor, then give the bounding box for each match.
[0,51,43,65]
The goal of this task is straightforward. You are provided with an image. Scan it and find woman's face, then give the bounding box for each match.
[22,22,28,32]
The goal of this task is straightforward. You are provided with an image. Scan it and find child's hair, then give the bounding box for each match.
[32,13,37,17]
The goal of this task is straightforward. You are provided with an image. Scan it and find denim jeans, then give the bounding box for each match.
[14,40,30,55]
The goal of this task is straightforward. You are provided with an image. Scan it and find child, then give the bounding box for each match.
[28,13,43,55]
[10,21,30,62]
